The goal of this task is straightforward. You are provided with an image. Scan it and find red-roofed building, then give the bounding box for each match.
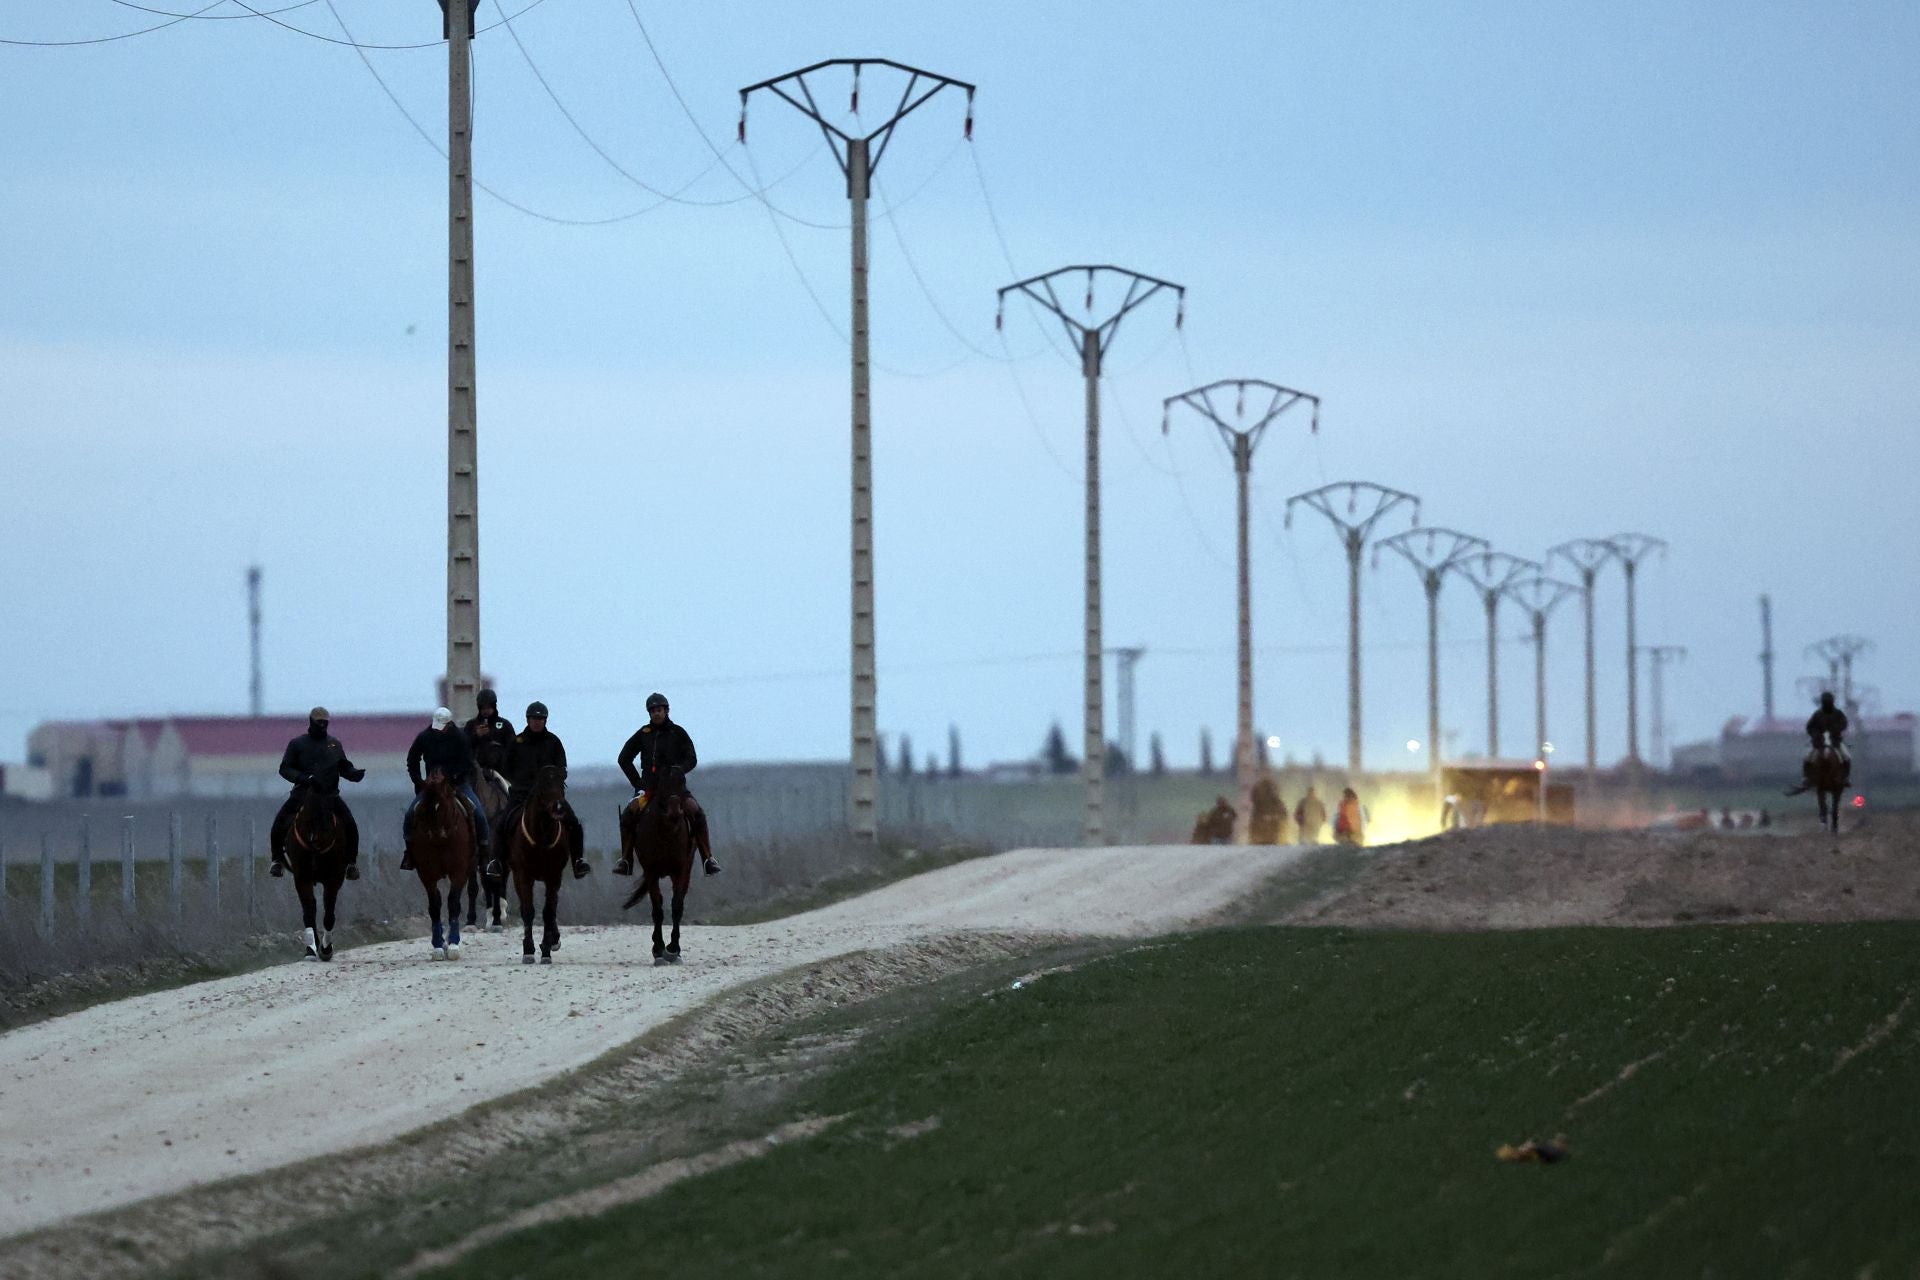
[28,713,429,799]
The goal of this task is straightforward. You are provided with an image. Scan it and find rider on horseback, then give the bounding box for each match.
[1803,691,1851,787]
[401,707,491,871]
[269,707,367,879]
[485,701,590,881]
[462,688,515,776]
[615,693,719,876]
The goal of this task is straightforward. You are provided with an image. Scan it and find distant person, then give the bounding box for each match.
[1192,796,1236,845]
[1719,807,1736,830]
[463,688,515,776]
[1758,809,1773,829]
[1333,787,1366,847]
[615,692,718,876]
[485,701,589,880]
[1248,774,1286,844]
[402,707,488,870]
[1800,691,1851,789]
[1295,785,1328,844]
[269,707,367,879]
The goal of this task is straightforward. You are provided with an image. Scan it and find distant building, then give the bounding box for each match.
[26,714,427,799]
[1671,714,1918,780]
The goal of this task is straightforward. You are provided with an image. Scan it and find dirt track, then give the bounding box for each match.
[1286,811,1920,929]
[0,843,1302,1240]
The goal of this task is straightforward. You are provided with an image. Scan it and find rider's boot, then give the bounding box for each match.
[344,859,360,881]
[399,814,416,872]
[694,813,720,875]
[269,851,288,878]
[571,854,592,880]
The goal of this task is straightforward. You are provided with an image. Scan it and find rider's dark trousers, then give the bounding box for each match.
[271,791,360,866]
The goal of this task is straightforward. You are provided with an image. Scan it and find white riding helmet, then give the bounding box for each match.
[431,707,454,730]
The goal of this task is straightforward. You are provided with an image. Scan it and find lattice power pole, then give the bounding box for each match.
[1640,644,1687,768]
[1162,381,1320,839]
[1607,533,1667,767]
[999,267,1185,845]
[1810,634,1872,718]
[1285,482,1419,774]
[741,60,975,842]
[440,0,483,722]
[1445,550,1540,758]
[1547,538,1619,776]
[1508,576,1580,763]
[1375,527,1488,780]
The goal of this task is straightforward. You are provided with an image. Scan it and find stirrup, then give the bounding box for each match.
[571,857,591,880]
[269,857,287,878]
[484,858,505,879]
[344,864,361,881]
[399,851,416,871]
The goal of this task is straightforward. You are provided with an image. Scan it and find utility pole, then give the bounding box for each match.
[1759,595,1776,722]
[440,0,483,723]
[1607,534,1667,768]
[1163,380,1320,839]
[1375,527,1489,780]
[1111,645,1145,842]
[999,267,1185,845]
[1444,550,1540,757]
[1810,635,1872,721]
[1640,644,1687,769]
[246,564,264,718]
[741,60,975,842]
[1547,539,1619,777]
[1507,576,1580,763]
[1285,482,1420,775]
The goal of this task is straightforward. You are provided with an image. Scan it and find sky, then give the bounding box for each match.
[2,0,1917,775]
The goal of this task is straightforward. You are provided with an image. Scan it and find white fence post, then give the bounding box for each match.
[122,815,137,910]
[168,812,182,925]
[40,833,55,937]
[246,816,258,925]
[76,816,92,932]
[206,814,220,916]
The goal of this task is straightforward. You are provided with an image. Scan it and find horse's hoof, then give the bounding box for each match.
[447,943,461,960]
[666,953,683,965]
[522,954,535,965]
[653,955,671,967]
[540,953,553,965]
[304,948,318,961]
[319,947,334,962]
[548,937,561,951]
[433,946,447,961]
[489,922,504,933]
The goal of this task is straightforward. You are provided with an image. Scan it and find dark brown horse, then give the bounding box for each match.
[468,766,510,931]
[1807,741,1850,834]
[620,765,696,964]
[507,765,571,964]
[288,785,353,961]
[406,769,474,959]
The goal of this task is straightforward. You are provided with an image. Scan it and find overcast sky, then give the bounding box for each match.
[3,0,1916,775]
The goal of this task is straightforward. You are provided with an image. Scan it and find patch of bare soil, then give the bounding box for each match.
[0,933,1046,1280]
[1285,810,1920,929]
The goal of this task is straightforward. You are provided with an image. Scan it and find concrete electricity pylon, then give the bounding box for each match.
[1639,644,1687,768]
[1546,538,1620,777]
[1163,380,1320,838]
[1606,533,1667,767]
[1507,576,1580,763]
[246,564,264,718]
[1375,528,1489,780]
[1444,550,1540,757]
[1285,482,1420,774]
[998,267,1185,845]
[1759,594,1776,722]
[440,0,483,722]
[741,60,975,842]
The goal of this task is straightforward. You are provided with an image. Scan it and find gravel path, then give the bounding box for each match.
[0,843,1300,1239]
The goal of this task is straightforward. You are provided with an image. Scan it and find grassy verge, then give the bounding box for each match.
[441,923,1920,1279]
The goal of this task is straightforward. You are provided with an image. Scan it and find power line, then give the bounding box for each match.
[2,0,227,45]
[105,0,320,19]
[220,0,557,50]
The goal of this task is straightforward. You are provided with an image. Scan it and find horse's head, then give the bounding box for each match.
[531,765,567,822]
[292,776,340,849]
[422,767,455,812]
[655,765,688,819]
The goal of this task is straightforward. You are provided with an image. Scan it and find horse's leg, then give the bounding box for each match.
[649,876,666,959]
[427,878,445,956]
[296,877,318,959]
[541,874,560,962]
[516,865,536,964]
[448,856,465,952]
[667,865,690,960]
[320,877,340,961]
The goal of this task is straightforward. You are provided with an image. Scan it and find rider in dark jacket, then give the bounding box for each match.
[270,706,367,878]
[614,692,718,875]
[462,688,515,776]
[486,701,588,880]
[1803,691,1852,784]
[401,708,490,868]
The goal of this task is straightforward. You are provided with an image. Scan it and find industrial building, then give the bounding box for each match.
[25,714,426,799]
[1671,713,1918,780]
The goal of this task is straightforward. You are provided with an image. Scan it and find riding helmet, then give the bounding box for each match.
[526,700,549,719]
[646,692,669,712]
[477,688,498,709]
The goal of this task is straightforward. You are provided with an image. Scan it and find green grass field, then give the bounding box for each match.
[437,923,1920,1279]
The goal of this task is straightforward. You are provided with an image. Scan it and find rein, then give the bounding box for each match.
[519,805,565,850]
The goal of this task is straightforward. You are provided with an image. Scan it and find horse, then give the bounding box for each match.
[287,784,354,961]
[506,765,572,964]
[468,766,510,931]
[619,765,697,965]
[405,769,473,959]
[1800,739,1850,834]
